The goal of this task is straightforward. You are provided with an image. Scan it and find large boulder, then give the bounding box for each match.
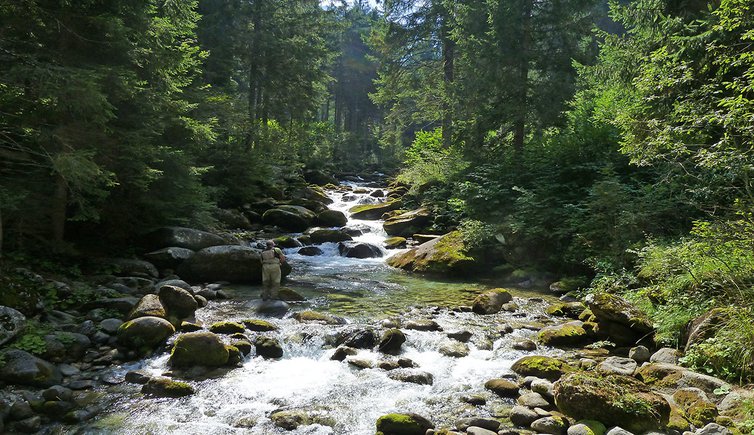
[378,329,406,354]
[178,245,290,284]
[387,231,476,275]
[338,241,383,258]
[553,372,670,433]
[585,293,653,335]
[104,258,159,278]
[635,363,730,398]
[310,229,352,244]
[158,285,198,320]
[0,306,26,346]
[383,208,432,237]
[303,169,337,186]
[143,247,195,270]
[349,201,402,220]
[213,208,252,230]
[472,289,513,314]
[273,236,303,249]
[117,316,175,352]
[262,206,316,232]
[169,332,229,367]
[375,413,434,435]
[0,349,62,387]
[316,210,348,227]
[538,321,595,347]
[144,226,225,251]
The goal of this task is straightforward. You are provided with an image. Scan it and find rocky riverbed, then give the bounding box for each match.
[0,177,752,434]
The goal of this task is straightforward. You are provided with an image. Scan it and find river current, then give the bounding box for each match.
[87,181,562,435]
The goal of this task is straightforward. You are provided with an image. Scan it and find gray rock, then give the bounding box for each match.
[513,339,537,351]
[105,258,159,278]
[145,226,225,251]
[387,369,434,385]
[68,380,96,390]
[467,427,497,435]
[10,400,35,420]
[517,392,550,408]
[606,427,635,435]
[696,424,731,435]
[455,417,501,432]
[338,241,383,258]
[0,349,62,387]
[124,370,152,384]
[439,340,469,358]
[83,297,140,315]
[58,363,80,376]
[650,348,682,364]
[446,330,473,342]
[510,405,539,426]
[11,416,42,433]
[0,306,26,346]
[144,247,195,269]
[117,316,175,352]
[155,279,193,292]
[629,346,651,364]
[597,356,637,376]
[42,385,73,401]
[128,294,166,320]
[99,318,123,334]
[158,284,198,319]
[568,423,607,435]
[531,378,555,400]
[531,416,568,435]
[253,300,290,318]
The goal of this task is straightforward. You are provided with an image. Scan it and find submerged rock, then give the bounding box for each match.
[485,378,519,397]
[298,246,324,256]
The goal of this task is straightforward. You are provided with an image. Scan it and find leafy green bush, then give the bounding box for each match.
[396,129,468,191]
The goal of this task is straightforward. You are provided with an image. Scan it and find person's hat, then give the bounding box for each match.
[266,240,275,247]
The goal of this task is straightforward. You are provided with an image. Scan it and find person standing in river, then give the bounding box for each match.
[261,240,286,300]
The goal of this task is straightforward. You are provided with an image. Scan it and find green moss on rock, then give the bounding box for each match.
[169,332,229,367]
[511,356,574,381]
[292,311,344,325]
[209,321,246,334]
[387,231,476,276]
[538,321,593,347]
[242,319,278,331]
[141,377,194,397]
[349,201,402,220]
[375,413,434,435]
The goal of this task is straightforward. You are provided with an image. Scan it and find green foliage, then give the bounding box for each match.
[11,320,50,356]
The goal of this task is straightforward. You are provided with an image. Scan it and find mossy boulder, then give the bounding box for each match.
[511,355,573,381]
[262,207,313,232]
[636,363,731,397]
[128,294,167,320]
[310,229,352,244]
[254,336,283,359]
[178,245,290,284]
[378,329,407,354]
[538,321,595,347]
[141,377,194,397]
[349,200,402,220]
[383,208,432,237]
[117,316,175,352]
[549,277,589,295]
[209,321,246,334]
[384,237,407,249]
[316,210,348,227]
[472,289,513,314]
[169,331,229,367]
[546,302,586,319]
[242,319,278,331]
[375,413,434,435]
[553,372,670,433]
[158,284,198,321]
[485,378,520,397]
[673,388,718,427]
[273,236,303,249]
[585,293,653,334]
[293,311,345,325]
[387,231,476,276]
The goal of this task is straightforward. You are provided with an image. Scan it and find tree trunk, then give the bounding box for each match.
[51,174,68,248]
[513,0,532,157]
[441,4,455,149]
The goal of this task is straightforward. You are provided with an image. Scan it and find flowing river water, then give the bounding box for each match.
[86,182,563,435]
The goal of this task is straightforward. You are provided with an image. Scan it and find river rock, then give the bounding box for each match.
[99,318,124,334]
[0,306,26,346]
[83,297,139,315]
[125,370,152,384]
[404,319,441,331]
[511,405,539,426]
[383,208,432,237]
[446,330,472,342]
[338,241,383,258]
[567,421,606,435]
[43,332,91,361]
[349,201,402,220]
[538,321,594,346]
[254,300,290,317]
[605,427,633,435]
[210,321,246,334]
[145,226,225,251]
[584,293,653,334]
[439,340,469,357]
[102,258,158,278]
[455,417,501,432]
[343,329,377,349]
[696,423,732,435]
[387,369,433,385]
[387,231,476,275]
[0,349,62,387]
[518,392,551,408]
[546,302,586,319]
[673,388,718,427]
[178,245,290,284]
[298,246,324,256]
[142,377,194,397]
[331,346,358,361]
[378,329,406,354]
[311,229,352,244]
[254,336,283,359]
[531,378,555,400]
[293,311,344,325]
[684,308,729,352]
[263,206,316,232]
[513,338,537,351]
[270,410,312,430]
[511,356,573,381]
[243,319,278,331]
[317,210,348,227]
[158,285,198,320]
[553,372,670,433]
[597,356,637,376]
[143,247,195,269]
[472,289,512,314]
[485,378,519,397]
[628,346,650,364]
[531,415,569,435]
[383,237,407,250]
[117,316,175,352]
[376,412,434,435]
[169,332,229,367]
[635,363,730,397]
[650,347,682,364]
